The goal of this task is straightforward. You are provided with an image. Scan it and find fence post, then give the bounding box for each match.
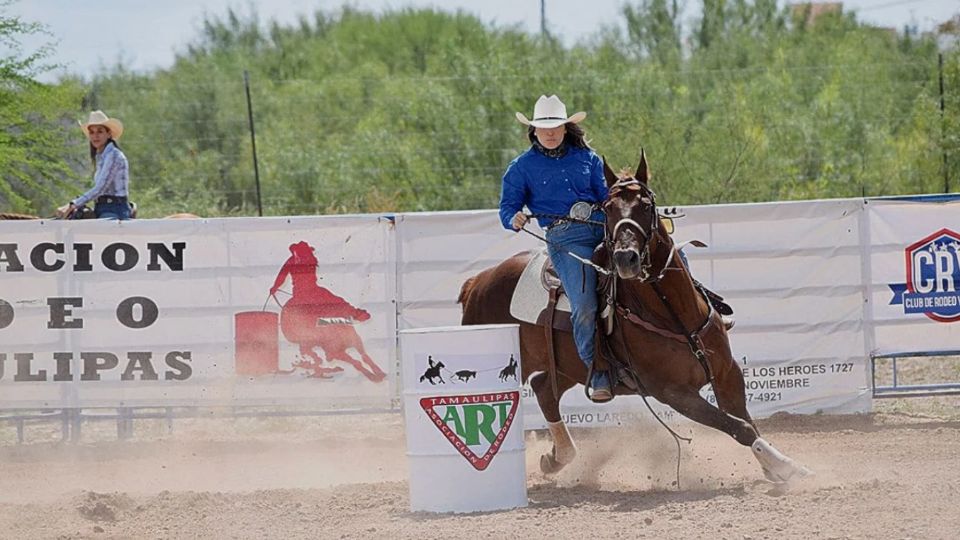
[244,70,264,216]
[939,52,949,193]
[117,407,134,440]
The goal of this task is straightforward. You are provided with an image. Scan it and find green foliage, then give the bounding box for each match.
[0,2,83,215]
[4,2,959,217]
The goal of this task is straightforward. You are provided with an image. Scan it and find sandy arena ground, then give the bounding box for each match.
[1,397,959,540]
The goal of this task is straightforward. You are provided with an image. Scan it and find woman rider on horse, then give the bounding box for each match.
[498,95,612,402]
[57,111,131,220]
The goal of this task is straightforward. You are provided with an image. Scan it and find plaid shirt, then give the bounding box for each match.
[73,143,129,207]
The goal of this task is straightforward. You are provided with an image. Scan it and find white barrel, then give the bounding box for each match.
[400,324,527,513]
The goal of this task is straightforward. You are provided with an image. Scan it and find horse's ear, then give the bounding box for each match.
[635,148,650,184]
[602,156,618,187]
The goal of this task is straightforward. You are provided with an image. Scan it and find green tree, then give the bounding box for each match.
[69,4,957,217]
[623,0,683,66]
[0,1,82,214]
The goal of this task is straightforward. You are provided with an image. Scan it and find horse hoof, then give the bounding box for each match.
[763,463,813,484]
[753,438,813,483]
[540,452,565,475]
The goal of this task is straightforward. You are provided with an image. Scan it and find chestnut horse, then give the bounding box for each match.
[458,150,810,484]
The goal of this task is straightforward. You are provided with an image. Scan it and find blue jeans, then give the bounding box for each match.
[95,200,131,220]
[545,210,605,367]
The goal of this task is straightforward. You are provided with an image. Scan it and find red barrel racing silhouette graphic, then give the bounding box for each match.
[234,241,387,382]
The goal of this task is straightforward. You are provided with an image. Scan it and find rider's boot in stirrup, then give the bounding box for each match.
[589,371,612,403]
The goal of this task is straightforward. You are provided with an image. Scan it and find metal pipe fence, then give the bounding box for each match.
[0,406,396,445]
[870,350,960,399]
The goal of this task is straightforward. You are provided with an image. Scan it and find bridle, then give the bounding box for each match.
[603,178,666,283]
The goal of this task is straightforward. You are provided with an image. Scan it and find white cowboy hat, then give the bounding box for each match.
[80,110,124,140]
[515,95,586,129]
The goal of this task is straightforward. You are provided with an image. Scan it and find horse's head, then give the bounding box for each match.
[601,149,664,281]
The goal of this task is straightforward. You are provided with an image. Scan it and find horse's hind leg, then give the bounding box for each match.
[530,371,578,474]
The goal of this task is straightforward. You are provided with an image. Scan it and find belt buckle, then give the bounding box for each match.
[569,201,593,221]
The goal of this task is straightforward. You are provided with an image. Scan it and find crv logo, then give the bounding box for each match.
[889,228,960,323]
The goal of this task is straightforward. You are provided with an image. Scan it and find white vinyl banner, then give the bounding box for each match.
[9,195,956,418]
[677,199,871,417]
[0,216,395,409]
[866,198,960,354]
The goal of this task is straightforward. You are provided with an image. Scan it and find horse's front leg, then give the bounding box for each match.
[659,385,811,483]
[530,372,577,474]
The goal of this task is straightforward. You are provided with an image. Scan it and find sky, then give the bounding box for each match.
[6,0,960,82]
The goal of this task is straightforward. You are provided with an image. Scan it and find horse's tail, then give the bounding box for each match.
[419,374,426,382]
[457,275,478,311]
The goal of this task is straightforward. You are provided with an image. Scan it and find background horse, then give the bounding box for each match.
[458,150,809,484]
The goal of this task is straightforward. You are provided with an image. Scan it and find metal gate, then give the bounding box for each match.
[870,350,960,398]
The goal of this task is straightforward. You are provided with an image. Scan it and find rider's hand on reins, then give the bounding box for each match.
[55,203,75,219]
[511,211,529,231]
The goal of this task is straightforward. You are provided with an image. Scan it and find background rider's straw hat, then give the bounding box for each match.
[80,110,124,140]
[515,95,586,129]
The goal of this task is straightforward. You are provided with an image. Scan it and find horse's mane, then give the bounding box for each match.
[0,212,39,220]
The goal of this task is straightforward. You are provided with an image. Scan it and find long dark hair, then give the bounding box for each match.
[89,138,120,165]
[527,122,590,150]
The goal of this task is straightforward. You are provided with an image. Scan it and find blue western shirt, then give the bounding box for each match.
[498,145,608,230]
[73,143,130,207]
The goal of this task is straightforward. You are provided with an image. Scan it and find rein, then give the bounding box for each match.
[601,182,717,384]
[607,229,717,384]
[602,194,719,490]
[520,213,611,276]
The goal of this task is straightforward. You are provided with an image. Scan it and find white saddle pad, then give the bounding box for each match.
[510,249,570,324]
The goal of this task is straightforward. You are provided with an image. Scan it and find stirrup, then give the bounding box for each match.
[590,387,613,403]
